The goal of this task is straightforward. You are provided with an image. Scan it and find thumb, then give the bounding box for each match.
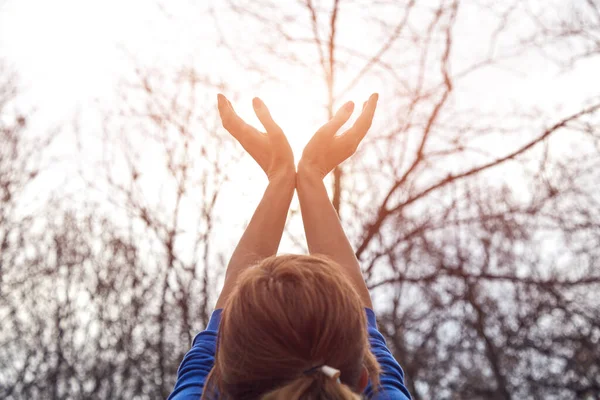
[313,101,355,140]
[252,97,284,136]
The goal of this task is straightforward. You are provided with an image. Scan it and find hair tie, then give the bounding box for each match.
[303,365,341,383]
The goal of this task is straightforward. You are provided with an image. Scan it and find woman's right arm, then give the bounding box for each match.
[296,165,373,308]
[296,93,378,309]
[297,96,413,399]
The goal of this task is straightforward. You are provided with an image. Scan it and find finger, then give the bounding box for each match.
[217,94,249,136]
[217,93,241,132]
[347,93,378,143]
[252,97,284,134]
[217,94,261,146]
[313,101,355,140]
[252,97,292,151]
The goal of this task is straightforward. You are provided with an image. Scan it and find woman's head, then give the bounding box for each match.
[203,254,380,399]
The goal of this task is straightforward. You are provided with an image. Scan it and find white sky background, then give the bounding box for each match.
[0,0,378,256]
[1,0,599,275]
[2,1,595,139]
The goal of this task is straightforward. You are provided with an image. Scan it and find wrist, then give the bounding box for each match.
[297,161,324,182]
[267,168,296,190]
[296,163,327,195]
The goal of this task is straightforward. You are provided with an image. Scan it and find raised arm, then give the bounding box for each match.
[215,94,295,309]
[296,93,379,309]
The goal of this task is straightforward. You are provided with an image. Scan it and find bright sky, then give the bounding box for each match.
[1,0,599,262]
[0,0,375,248]
[2,0,596,130]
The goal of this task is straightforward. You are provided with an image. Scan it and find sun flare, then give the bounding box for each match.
[234,86,375,163]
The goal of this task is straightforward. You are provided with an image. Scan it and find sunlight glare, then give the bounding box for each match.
[232,83,375,164]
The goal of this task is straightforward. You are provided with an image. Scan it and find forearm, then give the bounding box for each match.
[296,164,373,308]
[216,173,295,308]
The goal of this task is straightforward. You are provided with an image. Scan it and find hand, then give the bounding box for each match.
[217,93,295,181]
[299,93,379,179]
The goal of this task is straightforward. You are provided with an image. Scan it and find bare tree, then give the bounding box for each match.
[2,0,600,398]
[209,0,600,398]
[0,62,240,398]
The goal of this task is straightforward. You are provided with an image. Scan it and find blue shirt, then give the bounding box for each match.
[169,308,412,399]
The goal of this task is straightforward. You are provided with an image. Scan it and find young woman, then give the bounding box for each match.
[168,93,411,400]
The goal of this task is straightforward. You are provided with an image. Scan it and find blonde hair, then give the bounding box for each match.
[202,254,380,399]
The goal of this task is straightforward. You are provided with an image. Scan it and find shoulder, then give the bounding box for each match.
[363,308,412,400]
[167,309,222,400]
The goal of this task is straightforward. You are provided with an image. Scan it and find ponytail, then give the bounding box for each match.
[261,368,361,400]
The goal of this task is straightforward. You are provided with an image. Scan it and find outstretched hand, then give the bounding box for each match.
[299,93,379,179]
[217,94,294,181]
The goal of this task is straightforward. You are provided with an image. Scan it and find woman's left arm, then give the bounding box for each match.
[215,94,295,309]
[169,95,294,399]
[216,174,294,308]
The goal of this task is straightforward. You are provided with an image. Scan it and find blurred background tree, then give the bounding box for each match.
[0,0,599,398]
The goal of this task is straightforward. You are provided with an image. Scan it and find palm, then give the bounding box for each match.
[217,94,294,180]
[301,93,379,178]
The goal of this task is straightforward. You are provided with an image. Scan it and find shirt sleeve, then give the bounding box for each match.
[167,309,222,400]
[363,308,412,400]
